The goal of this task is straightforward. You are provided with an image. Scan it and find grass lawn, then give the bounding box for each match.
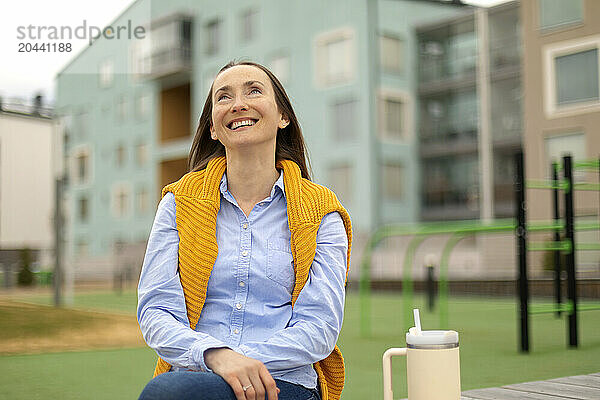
[1,290,599,399]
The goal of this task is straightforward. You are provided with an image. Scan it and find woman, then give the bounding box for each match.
[137,60,352,400]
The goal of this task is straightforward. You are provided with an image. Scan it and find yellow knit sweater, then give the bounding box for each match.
[151,156,352,400]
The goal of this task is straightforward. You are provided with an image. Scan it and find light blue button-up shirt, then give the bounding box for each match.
[137,170,348,389]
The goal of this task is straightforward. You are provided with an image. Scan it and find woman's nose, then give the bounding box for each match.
[231,95,248,113]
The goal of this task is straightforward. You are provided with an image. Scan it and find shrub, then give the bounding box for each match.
[17,248,34,286]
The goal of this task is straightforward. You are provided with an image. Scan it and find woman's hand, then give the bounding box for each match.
[205,348,280,400]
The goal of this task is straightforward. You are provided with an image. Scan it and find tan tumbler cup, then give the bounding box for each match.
[383,329,461,400]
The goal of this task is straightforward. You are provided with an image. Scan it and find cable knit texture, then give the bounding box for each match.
[151,156,352,400]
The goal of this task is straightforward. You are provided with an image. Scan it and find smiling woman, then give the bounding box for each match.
[137,61,353,400]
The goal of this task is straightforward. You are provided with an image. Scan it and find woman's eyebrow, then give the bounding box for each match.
[215,80,265,95]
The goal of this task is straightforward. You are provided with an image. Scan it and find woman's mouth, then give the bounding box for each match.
[228,118,257,131]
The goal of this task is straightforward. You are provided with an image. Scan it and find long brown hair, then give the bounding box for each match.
[188,60,312,180]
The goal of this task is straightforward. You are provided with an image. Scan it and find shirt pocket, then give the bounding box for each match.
[266,237,295,293]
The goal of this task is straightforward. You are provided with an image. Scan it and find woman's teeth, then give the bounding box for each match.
[230,119,256,130]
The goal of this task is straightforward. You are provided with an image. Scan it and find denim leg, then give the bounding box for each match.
[139,372,321,400]
[138,371,236,400]
[273,379,321,400]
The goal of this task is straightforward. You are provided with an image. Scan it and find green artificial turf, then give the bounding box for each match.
[1,290,599,399]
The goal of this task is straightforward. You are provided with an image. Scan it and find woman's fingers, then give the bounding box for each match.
[223,375,246,400]
[259,365,279,400]
[204,348,277,400]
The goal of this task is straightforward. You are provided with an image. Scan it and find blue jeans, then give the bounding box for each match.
[139,371,321,400]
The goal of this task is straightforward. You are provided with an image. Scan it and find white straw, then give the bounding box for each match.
[413,308,422,335]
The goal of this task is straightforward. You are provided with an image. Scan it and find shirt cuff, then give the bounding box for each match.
[189,339,247,372]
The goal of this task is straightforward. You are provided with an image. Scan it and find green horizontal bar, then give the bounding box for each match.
[526,179,567,190]
[577,243,600,251]
[527,240,571,252]
[527,221,564,232]
[573,183,600,191]
[573,160,600,169]
[575,222,600,231]
[530,302,600,315]
[530,302,573,315]
[579,304,600,311]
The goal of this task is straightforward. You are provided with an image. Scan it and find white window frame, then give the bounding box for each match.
[111,182,132,219]
[99,58,114,88]
[313,27,356,88]
[377,89,413,143]
[136,186,150,214]
[381,161,405,202]
[543,35,600,119]
[537,0,584,32]
[379,32,405,74]
[240,8,259,43]
[128,33,151,81]
[268,52,291,85]
[71,144,93,186]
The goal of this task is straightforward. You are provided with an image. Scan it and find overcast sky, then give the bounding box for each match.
[0,0,509,106]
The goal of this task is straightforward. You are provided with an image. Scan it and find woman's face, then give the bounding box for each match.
[210,65,289,152]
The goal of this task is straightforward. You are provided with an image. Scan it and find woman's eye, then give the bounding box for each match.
[217,94,229,101]
[249,88,261,95]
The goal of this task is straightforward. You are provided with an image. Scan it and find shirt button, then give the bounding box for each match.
[242,250,248,256]
[242,223,248,229]
[239,281,245,287]
[236,303,242,310]
[233,329,239,334]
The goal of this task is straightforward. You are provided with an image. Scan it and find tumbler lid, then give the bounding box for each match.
[406,329,459,346]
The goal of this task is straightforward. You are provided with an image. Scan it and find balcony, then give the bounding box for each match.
[138,16,192,80]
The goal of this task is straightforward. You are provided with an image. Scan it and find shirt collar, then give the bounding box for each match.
[219,169,286,201]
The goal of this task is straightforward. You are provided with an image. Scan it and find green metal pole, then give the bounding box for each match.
[359,235,376,338]
[403,235,427,332]
[439,234,467,329]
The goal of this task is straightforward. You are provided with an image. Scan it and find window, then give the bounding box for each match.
[539,0,583,30]
[74,110,89,138]
[241,9,258,43]
[135,142,149,166]
[116,144,126,168]
[378,92,410,141]
[544,37,600,116]
[380,34,404,73]
[315,28,355,87]
[99,59,114,88]
[205,19,221,55]
[117,95,128,121]
[129,36,151,77]
[112,183,131,218]
[78,195,89,222]
[329,164,353,205]
[381,162,404,202]
[76,238,89,257]
[136,187,150,214]
[72,147,91,185]
[269,54,290,85]
[332,99,357,142]
[135,92,150,118]
[545,132,586,182]
[556,49,599,105]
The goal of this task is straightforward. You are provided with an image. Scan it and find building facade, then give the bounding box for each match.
[417,1,522,222]
[0,99,55,285]
[55,0,464,281]
[521,0,600,276]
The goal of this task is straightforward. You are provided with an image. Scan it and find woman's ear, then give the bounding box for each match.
[209,123,217,140]
[279,114,290,129]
